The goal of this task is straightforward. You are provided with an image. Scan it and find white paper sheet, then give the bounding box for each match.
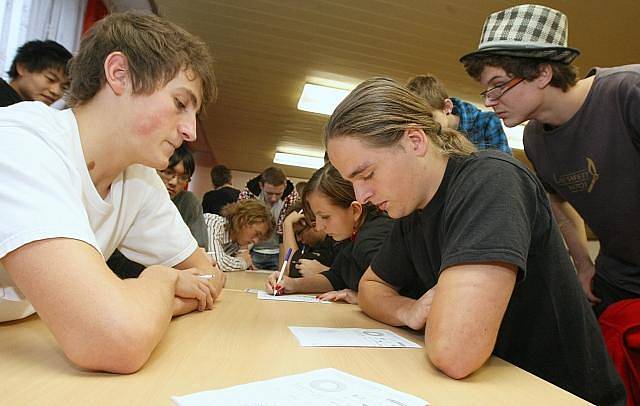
[244,269,273,274]
[288,326,422,348]
[256,290,331,303]
[1,287,23,302]
[171,368,428,406]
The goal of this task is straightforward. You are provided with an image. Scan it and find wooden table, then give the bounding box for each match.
[0,272,589,405]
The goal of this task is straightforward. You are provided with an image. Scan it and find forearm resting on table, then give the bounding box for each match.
[425,263,516,380]
[290,273,333,293]
[3,238,179,374]
[357,268,416,327]
[176,248,226,293]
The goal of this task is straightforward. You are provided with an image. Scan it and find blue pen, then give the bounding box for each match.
[274,248,293,296]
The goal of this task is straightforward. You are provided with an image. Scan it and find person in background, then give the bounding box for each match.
[202,164,240,215]
[460,4,640,317]
[294,181,307,199]
[0,39,72,107]
[266,163,393,304]
[238,167,298,270]
[0,12,224,374]
[204,200,273,272]
[280,203,337,278]
[324,76,625,405]
[406,74,510,154]
[108,145,209,278]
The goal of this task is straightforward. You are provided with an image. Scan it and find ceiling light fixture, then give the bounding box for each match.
[273,152,324,169]
[297,83,351,115]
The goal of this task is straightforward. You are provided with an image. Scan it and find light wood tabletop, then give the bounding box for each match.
[0,272,589,405]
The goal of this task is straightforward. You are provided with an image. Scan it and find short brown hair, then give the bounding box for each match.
[405,74,448,110]
[324,77,476,157]
[67,12,216,109]
[260,167,286,186]
[221,199,274,241]
[210,165,232,188]
[462,55,578,91]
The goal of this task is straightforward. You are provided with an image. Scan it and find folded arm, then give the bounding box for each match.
[3,238,181,374]
[426,262,516,379]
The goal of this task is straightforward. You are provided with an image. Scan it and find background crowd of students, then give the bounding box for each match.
[1,4,638,405]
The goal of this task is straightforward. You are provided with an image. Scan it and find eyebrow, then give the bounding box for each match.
[487,75,509,87]
[347,162,371,180]
[46,69,63,81]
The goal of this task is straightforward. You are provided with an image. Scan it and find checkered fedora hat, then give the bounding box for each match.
[460,4,580,64]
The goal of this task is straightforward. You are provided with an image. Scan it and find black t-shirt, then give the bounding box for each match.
[371,151,625,406]
[289,236,339,278]
[202,186,241,214]
[321,210,393,291]
[0,78,23,107]
[524,65,640,297]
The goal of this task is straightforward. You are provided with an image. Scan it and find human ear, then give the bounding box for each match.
[103,51,129,95]
[534,64,553,89]
[15,63,29,78]
[403,127,429,157]
[443,98,454,115]
[350,201,363,224]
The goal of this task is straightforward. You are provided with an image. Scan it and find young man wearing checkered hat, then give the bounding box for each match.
[461,4,640,318]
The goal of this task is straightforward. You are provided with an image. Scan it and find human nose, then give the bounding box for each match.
[50,82,63,99]
[315,219,325,232]
[179,114,197,142]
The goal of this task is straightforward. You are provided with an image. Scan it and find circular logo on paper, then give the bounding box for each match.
[309,379,347,392]
[362,331,384,336]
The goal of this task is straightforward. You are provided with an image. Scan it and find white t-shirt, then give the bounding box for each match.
[0,102,197,321]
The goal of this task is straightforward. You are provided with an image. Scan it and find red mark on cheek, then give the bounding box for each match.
[135,113,164,137]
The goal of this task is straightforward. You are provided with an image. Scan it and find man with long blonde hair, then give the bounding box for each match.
[326,77,625,405]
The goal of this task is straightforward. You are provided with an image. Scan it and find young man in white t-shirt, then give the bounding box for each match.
[0,12,225,373]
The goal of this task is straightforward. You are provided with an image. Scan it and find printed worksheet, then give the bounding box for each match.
[171,368,428,406]
[288,327,422,348]
[256,290,331,303]
[1,287,23,302]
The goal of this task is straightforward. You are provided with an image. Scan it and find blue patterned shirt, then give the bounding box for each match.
[451,97,511,154]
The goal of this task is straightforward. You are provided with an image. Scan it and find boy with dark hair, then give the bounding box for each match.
[238,166,298,269]
[0,12,224,373]
[202,164,240,215]
[406,74,510,153]
[1,39,72,106]
[461,4,640,316]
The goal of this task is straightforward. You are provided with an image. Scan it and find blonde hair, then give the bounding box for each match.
[67,12,216,110]
[221,199,274,241]
[405,74,448,110]
[324,77,475,157]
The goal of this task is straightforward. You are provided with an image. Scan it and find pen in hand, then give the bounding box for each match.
[274,248,292,296]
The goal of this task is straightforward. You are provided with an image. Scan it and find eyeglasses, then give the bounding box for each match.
[480,77,525,102]
[159,169,191,183]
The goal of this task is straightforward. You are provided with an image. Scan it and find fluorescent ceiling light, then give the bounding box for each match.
[297,83,351,115]
[274,152,324,169]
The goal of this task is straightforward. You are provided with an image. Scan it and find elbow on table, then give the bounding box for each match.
[427,342,486,380]
[63,321,156,374]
